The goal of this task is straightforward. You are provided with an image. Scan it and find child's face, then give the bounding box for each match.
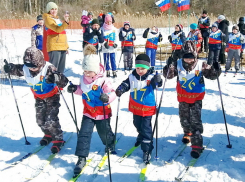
[183,58,195,64]
[124,25,130,30]
[84,70,96,78]
[212,27,217,32]
[175,26,180,31]
[136,67,148,76]
[233,29,238,34]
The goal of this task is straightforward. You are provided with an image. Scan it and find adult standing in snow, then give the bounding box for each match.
[83,19,104,52]
[163,41,221,159]
[101,14,118,78]
[3,47,68,154]
[198,10,210,53]
[217,15,229,64]
[143,26,163,71]
[168,24,186,67]
[31,15,44,51]
[187,23,202,55]
[119,21,136,72]
[42,2,69,74]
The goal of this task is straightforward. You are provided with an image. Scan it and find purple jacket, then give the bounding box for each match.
[81,15,91,25]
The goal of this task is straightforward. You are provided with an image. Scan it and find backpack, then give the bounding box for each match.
[181,40,197,58]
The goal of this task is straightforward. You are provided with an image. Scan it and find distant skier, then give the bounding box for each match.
[163,40,221,159]
[143,26,163,71]
[187,23,203,55]
[119,21,136,72]
[115,54,163,164]
[168,24,186,67]
[67,44,116,176]
[198,10,210,53]
[31,15,44,51]
[3,47,68,154]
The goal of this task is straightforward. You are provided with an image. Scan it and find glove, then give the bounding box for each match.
[67,85,77,93]
[225,47,229,52]
[93,29,98,35]
[154,74,161,84]
[132,36,135,40]
[167,56,174,67]
[115,89,123,97]
[46,72,60,83]
[99,93,109,103]
[213,62,220,71]
[113,43,118,48]
[4,63,13,73]
[96,30,101,36]
[124,36,127,40]
[104,42,109,49]
[168,35,171,40]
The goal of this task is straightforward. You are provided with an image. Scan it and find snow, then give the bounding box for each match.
[0,28,245,182]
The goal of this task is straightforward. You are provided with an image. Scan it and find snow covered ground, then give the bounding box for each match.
[0,28,245,182]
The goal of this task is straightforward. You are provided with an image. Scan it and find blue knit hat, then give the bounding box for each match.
[190,23,198,30]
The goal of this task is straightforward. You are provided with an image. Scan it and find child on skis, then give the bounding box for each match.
[67,44,116,175]
[168,24,186,67]
[115,54,162,164]
[225,25,245,74]
[119,21,136,72]
[187,23,203,55]
[31,15,44,51]
[101,14,118,78]
[208,23,226,65]
[3,47,68,154]
[163,40,221,159]
[143,26,163,71]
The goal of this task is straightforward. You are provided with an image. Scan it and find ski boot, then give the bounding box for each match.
[74,156,86,176]
[51,140,65,154]
[182,132,192,144]
[143,151,151,164]
[112,71,117,78]
[106,71,110,77]
[190,145,204,159]
[40,134,52,146]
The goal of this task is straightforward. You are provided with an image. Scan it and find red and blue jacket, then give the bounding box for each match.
[227,33,245,50]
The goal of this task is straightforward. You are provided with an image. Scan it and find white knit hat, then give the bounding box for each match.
[82,45,100,73]
[218,15,225,21]
[46,2,58,13]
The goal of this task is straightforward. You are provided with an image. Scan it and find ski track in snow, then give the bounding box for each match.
[0,29,245,182]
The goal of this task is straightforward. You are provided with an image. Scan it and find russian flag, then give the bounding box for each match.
[177,0,190,12]
[155,0,171,12]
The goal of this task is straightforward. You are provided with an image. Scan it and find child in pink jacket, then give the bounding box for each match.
[67,44,116,176]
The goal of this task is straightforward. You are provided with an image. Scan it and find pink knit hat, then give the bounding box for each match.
[105,14,112,22]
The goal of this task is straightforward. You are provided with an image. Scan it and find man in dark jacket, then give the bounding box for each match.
[217,15,229,64]
[83,19,104,52]
[198,10,210,53]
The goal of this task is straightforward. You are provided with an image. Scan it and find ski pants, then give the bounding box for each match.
[172,49,182,67]
[35,94,63,141]
[201,34,209,52]
[103,53,116,71]
[219,44,226,64]
[48,51,66,73]
[133,115,154,153]
[208,50,220,65]
[179,101,203,147]
[75,115,115,157]
[225,49,241,71]
[146,48,157,67]
[123,52,133,70]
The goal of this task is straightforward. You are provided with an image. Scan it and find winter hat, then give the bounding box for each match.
[23,47,45,68]
[181,40,198,59]
[218,15,225,21]
[88,12,93,16]
[105,14,112,22]
[202,10,207,14]
[82,44,100,73]
[124,21,130,27]
[91,19,100,25]
[46,2,58,13]
[190,23,198,30]
[212,23,218,28]
[232,25,239,30]
[37,15,43,22]
[135,54,150,70]
[176,24,183,31]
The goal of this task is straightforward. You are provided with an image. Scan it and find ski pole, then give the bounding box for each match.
[216,71,232,148]
[99,45,102,65]
[101,93,112,182]
[69,81,79,136]
[155,71,159,160]
[240,51,243,74]
[160,42,163,72]
[117,40,125,70]
[111,97,120,155]
[57,85,79,135]
[4,59,31,145]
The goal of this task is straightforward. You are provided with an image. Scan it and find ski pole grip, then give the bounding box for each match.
[156,71,158,86]
[69,81,73,86]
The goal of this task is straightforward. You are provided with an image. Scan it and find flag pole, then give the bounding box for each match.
[168,7,171,34]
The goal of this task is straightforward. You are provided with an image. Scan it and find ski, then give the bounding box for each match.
[165,143,188,164]
[117,145,140,163]
[68,151,101,182]
[139,163,149,182]
[25,132,73,181]
[175,139,211,181]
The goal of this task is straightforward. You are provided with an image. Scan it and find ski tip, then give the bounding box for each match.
[175,177,182,181]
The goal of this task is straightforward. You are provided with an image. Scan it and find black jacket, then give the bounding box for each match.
[218,19,229,42]
[83,27,104,49]
[119,27,136,53]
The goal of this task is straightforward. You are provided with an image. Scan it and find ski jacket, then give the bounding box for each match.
[187,30,202,48]
[169,31,186,50]
[42,13,69,52]
[227,32,245,50]
[31,24,43,50]
[119,27,136,53]
[83,27,104,50]
[74,64,116,120]
[81,15,92,26]
[209,29,225,50]
[101,26,118,53]
[218,19,229,43]
[143,28,162,50]
[7,62,68,100]
[116,68,163,117]
[198,16,210,30]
